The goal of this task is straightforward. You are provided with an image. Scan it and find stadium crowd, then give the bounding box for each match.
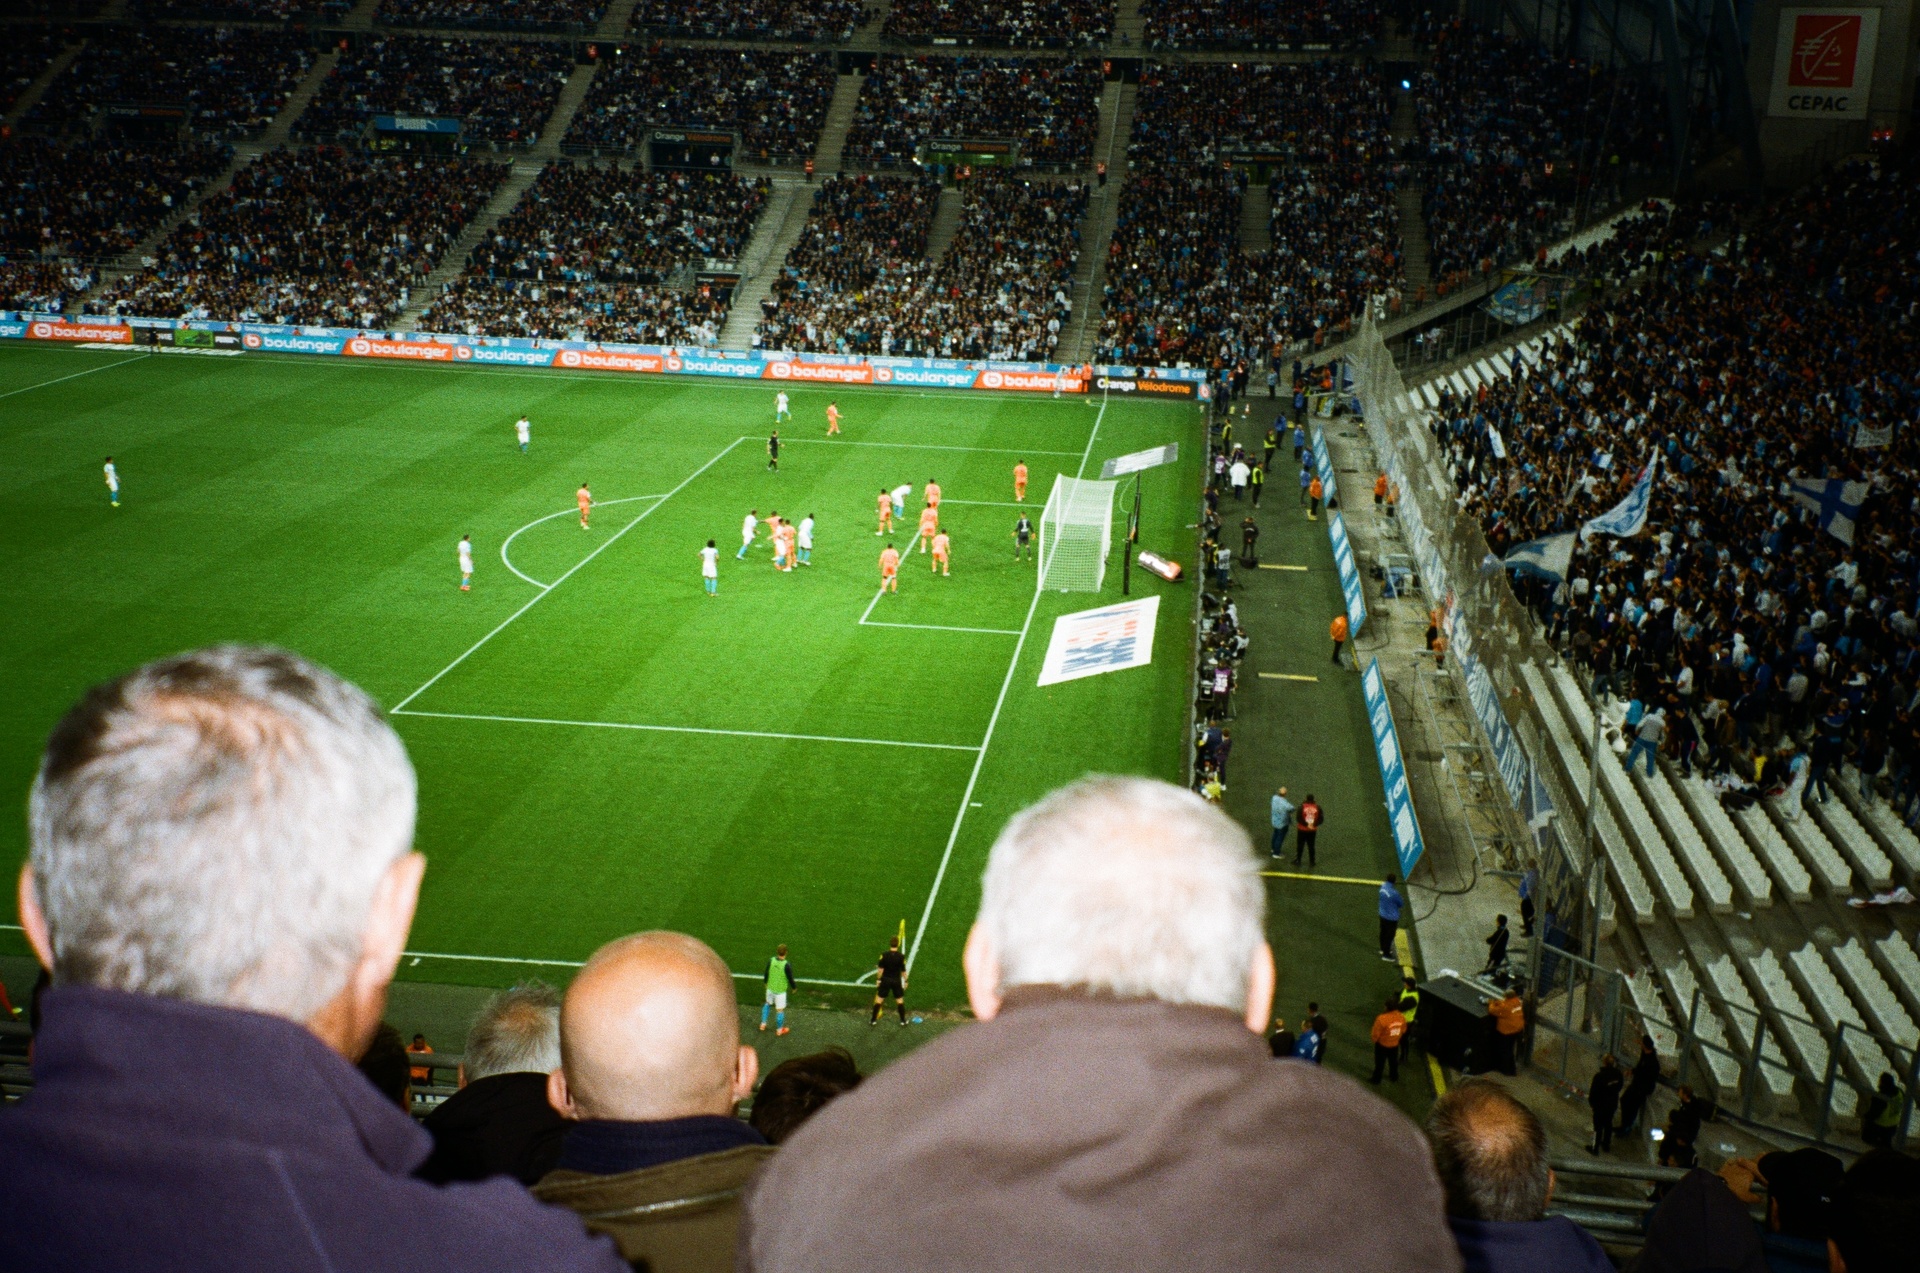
[0,261,97,313]
[564,46,835,161]
[93,145,506,325]
[0,137,231,260]
[627,0,869,42]
[1437,159,1920,819]
[881,0,1114,48]
[133,0,352,17]
[22,24,314,139]
[1413,17,1668,284]
[755,173,941,354]
[375,0,609,31]
[420,162,767,343]
[1142,0,1383,49]
[844,55,1102,168]
[1097,62,1400,368]
[296,35,572,146]
[4,647,1917,1273]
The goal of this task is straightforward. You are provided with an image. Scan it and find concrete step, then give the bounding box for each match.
[344,0,383,30]
[533,59,600,161]
[397,159,541,332]
[813,72,866,178]
[1238,181,1271,254]
[1067,79,1134,363]
[260,49,339,148]
[719,179,813,350]
[3,40,84,130]
[923,186,967,262]
[596,0,641,38]
[1394,180,1430,295]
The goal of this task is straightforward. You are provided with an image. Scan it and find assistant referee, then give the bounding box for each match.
[870,937,911,1026]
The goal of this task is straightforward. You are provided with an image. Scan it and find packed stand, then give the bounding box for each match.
[0,137,231,260]
[626,0,868,41]
[0,261,97,313]
[787,174,1086,359]
[2,31,65,117]
[132,0,354,18]
[21,25,314,140]
[564,46,835,161]
[92,146,506,326]
[420,163,768,344]
[1437,160,1920,829]
[376,0,608,31]
[755,174,941,355]
[1143,0,1382,49]
[1413,17,1668,285]
[845,56,1101,169]
[882,0,1114,48]
[295,36,571,146]
[1097,61,1399,368]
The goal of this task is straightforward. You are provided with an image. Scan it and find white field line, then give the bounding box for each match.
[905,399,1108,973]
[499,493,666,588]
[390,708,982,753]
[391,438,746,712]
[857,526,925,624]
[780,438,1081,457]
[941,499,1030,508]
[862,621,1021,636]
[0,355,141,400]
[398,946,873,987]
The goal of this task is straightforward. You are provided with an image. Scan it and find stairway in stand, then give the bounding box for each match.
[1064,79,1136,363]
[1389,86,1431,295]
[717,180,814,350]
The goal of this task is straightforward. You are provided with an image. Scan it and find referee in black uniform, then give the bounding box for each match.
[767,429,780,471]
[870,937,910,1026]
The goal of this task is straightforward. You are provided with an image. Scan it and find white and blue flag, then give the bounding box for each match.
[1503,531,1577,582]
[1788,477,1869,546]
[1581,454,1657,541]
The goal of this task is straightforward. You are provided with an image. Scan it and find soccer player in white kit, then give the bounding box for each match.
[515,415,530,452]
[103,457,120,507]
[775,390,791,423]
[737,508,759,559]
[796,513,814,565]
[700,539,720,595]
[890,483,912,520]
[457,534,474,591]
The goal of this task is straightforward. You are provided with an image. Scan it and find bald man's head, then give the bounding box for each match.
[548,932,756,1123]
[1425,1079,1551,1222]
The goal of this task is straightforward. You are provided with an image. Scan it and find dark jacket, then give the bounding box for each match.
[1629,1169,1767,1273]
[1448,1215,1614,1273]
[421,1070,570,1185]
[1588,1064,1624,1115]
[535,1116,774,1273]
[738,986,1462,1272]
[0,985,624,1273]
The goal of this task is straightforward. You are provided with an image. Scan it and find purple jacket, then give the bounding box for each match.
[0,985,626,1273]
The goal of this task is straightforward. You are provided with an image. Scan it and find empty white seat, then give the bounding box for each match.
[1667,770,1779,905]
[1766,801,1855,894]
[1697,948,1796,1098]
[1871,934,1920,1026]
[1834,769,1920,882]
[1641,926,1741,1093]
[1746,948,1851,1114]
[1826,939,1919,1051]
[1809,799,1895,891]
[1787,946,1896,1109]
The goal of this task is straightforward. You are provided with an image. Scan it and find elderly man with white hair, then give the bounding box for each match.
[738,775,1460,1272]
[0,646,624,1273]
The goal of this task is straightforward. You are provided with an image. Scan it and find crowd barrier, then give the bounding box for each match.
[0,312,1208,398]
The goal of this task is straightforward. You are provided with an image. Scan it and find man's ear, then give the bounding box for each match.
[731,1044,760,1104]
[1244,941,1276,1033]
[548,1067,579,1120]
[17,865,53,972]
[963,923,1002,1022]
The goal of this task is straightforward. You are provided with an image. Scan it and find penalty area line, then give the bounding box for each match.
[778,438,1081,457]
[391,438,745,713]
[905,398,1108,974]
[399,948,872,987]
[390,708,982,753]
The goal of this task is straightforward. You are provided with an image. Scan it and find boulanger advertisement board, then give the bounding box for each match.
[1768,8,1880,120]
[1362,658,1426,877]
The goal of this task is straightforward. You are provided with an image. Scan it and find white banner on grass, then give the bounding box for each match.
[1036,596,1161,687]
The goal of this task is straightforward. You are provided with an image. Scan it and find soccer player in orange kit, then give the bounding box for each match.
[930,530,951,576]
[1014,461,1028,501]
[879,543,901,592]
[577,481,592,529]
[917,504,938,552]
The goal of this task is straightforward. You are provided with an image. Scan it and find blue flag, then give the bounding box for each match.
[1788,477,1869,546]
[1503,531,1576,582]
[1581,454,1657,541]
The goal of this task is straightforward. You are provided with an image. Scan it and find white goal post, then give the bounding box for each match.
[1038,475,1118,592]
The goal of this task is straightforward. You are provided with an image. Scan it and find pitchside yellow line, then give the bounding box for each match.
[1259,870,1377,885]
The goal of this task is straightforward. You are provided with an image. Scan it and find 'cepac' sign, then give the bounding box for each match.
[1768,9,1879,120]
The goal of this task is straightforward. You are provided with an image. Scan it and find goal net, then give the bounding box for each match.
[1038,475,1117,592]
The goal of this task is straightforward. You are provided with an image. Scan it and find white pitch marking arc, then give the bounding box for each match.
[499,494,668,589]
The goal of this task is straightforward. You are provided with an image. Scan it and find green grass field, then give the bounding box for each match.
[0,344,1205,1009]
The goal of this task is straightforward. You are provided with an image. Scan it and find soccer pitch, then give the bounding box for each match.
[0,344,1202,1009]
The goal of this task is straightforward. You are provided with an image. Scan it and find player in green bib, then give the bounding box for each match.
[759,944,795,1035]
